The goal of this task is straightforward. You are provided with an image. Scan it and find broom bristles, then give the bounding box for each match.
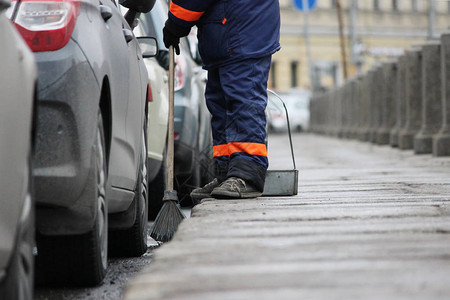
[150,198,185,242]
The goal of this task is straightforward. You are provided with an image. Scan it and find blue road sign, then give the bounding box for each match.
[293,0,317,11]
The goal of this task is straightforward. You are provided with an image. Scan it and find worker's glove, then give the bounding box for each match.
[163,19,190,55]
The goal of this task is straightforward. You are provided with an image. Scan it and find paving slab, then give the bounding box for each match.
[124,134,450,300]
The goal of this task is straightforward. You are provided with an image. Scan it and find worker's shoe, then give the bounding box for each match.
[211,177,262,199]
[190,178,221,201]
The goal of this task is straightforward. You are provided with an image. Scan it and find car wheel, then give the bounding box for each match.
[35,111,108,286]
[0,174,34,300]
[148,146,167,220]
[108,123,148,257]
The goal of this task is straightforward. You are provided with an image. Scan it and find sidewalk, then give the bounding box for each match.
[124,133,450,300]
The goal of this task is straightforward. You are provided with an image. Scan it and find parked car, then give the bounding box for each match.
[0,0,37,298]
[267,89,311,133]
[137,0,214,210]
[9,0,157,286]
[128,14,169,219]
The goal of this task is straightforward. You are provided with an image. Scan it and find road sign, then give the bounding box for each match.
[293,0,317,11]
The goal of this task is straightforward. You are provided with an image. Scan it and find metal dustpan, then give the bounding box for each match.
[262,89,299,196]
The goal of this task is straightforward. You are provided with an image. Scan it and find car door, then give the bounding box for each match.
[103,1,141,190]
[76,0,141,191]
[123,20,145,183]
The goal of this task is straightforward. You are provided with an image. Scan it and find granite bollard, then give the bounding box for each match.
[336,84,346,138]
[390,54,407,147]
[348,77,360,139]
[358,71,372,141]
[369,66,384,144]
[376,60,398,145]
[414,41,442,154]
[399,47,422,150]
[433,32,450,156]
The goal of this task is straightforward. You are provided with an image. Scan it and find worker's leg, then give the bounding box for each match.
[217,56,271,192]
[204,67,229,182]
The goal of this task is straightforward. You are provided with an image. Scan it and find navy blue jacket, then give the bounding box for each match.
[168,0,280,69]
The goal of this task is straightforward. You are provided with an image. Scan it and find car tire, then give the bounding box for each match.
[35,111,108,287]
[148,146,167,220]
[0,171,34,300]
[108,122,148,257]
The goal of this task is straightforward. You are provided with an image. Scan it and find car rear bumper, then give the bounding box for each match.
[32,40,100,235]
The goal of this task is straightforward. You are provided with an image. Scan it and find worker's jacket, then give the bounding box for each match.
[169,0,280,69]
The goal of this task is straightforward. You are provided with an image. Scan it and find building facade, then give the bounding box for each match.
[271,0,450,92]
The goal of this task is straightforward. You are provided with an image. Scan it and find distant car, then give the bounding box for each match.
[9,0,156,286]
[0,0,37,298]
[137,0,213,209]
[267,89,311,133]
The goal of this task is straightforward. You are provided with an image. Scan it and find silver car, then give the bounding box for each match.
[0,0,37,298]
[132,19,170,220]
[9,0,156,286]
[267,89,311,133]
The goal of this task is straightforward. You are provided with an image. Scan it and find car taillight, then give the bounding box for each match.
[148,84,153,102]
[174,55,186,91]
[12,0,80,52]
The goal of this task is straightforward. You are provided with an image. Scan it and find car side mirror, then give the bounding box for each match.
[137,37,158,58]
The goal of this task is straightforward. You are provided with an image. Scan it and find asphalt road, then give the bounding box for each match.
[34,208,191,300]
[34,230,159,300]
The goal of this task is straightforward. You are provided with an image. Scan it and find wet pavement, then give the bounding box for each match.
[34,235,159,300]
[123,133,450,300]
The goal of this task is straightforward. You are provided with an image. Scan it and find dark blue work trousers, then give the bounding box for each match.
[205,56,271,191]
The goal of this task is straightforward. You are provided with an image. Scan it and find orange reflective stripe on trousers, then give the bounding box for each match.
[213,142,267,157]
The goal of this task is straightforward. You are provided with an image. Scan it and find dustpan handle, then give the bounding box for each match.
[267,89,297,170]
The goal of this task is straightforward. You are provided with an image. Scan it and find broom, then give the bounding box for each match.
[150,44,185,242]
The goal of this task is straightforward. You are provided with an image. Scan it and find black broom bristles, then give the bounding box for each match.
[150,190,185,242]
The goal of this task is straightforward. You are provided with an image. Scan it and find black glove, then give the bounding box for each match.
[163,19,190,55]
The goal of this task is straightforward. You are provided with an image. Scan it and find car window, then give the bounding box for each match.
[139,0,168,50]
[139,13,157,38]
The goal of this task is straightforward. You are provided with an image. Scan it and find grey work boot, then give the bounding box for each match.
[190,178,221,201]
[211,177,262,199]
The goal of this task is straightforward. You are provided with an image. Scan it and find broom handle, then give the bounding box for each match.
[167,45,175,191]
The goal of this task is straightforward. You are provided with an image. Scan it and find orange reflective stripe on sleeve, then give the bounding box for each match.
[169,2,204,22]
[213,142,267,157]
